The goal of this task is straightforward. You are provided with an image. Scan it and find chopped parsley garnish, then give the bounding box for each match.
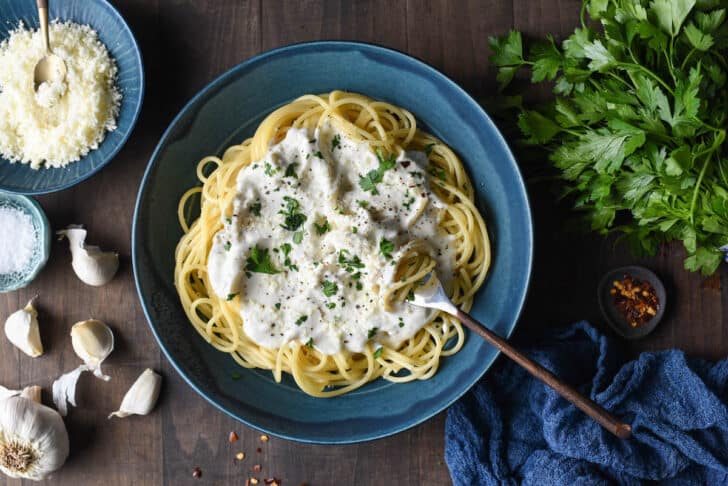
[264,162,277,176]
[295,315,308,326]
[322,280,338,297]
[226,293,237,301]
[398,317,405,328]
[331,134,341,151]
[338,250,365,272]
[351,226,357,234]
[224,241,232,251]
[358,149,396,195]
[402,191,415,210]
[428,164,447,181]
[249,200,262,216]
[293,231,304,244]
[284,162,299,179]
[326,302,336,309]
[424,143,436,156]
[373,347,383,359]
[279,196,307,231]
[367,327,378,340]
[314,218,330,235]
[355,281,363,291]
[305,337,314,348]
[225,217,232,225]
[280,243,299,271]
[309,138,316,144]
[314,151,324,159]
[274,302,281,310]
[406,290,415,302]
[379,238,394,259]
[245,246,280,274]
[356,200,369,209]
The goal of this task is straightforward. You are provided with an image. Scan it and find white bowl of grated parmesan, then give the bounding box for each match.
[0,0,143,194]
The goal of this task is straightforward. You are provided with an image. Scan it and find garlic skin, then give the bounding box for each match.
[109,369,161,419]
[57,225,119,286]
[0,386,69,481]
[4,298,43,358]
[52,320,115,416]
[70,319,114,380]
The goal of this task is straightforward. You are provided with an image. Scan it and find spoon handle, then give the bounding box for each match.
[37,0,50,53]
[455,309,632,439]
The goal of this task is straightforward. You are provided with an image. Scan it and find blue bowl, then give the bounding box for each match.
[133,41,533,444]
[0,192,51,292]
[0,0,144,195]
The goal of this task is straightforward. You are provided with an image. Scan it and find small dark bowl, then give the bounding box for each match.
[597,266,666,340]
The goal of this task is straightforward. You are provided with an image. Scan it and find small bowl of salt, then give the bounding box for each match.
[0,192,51,292]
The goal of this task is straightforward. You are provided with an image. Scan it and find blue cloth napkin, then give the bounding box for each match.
[445,321,728,485]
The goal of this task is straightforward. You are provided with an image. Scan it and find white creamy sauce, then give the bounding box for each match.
[208,122,455,355]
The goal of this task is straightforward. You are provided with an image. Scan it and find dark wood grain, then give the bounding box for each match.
[0,1,725,485]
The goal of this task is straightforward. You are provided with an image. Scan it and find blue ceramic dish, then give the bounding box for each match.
[133,41,533,444]
[0,0,144,195]
[0,192,51,292]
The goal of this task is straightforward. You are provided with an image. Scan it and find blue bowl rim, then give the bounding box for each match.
[0,0,145,196]
[133,40,534,444]
[0,191,51,292]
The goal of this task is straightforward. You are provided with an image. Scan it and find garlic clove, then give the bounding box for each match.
[0,387,69,480]
[70,319,114,380]
[109,368,162,419]
[4,298,43,357]
[57,225,119,286]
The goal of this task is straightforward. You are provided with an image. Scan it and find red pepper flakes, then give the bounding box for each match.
[256,447,262,453]
[610,274,659,327]
[229,431,239,443]
[264,478,282,485]
[253,464,262,473]
[192,466,202,478]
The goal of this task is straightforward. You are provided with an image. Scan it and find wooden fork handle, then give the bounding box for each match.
[37,0,48,9]
[456,310,632,439]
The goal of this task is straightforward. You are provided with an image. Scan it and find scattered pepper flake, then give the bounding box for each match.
[610,274,659,327]
[256,447,262,453]
[229,431,239,443]
[253,464,262,473]
[192,466,202,478]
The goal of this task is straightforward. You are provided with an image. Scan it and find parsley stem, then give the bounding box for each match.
[680,48,697,71]
[689,152,712,224]
[618,62,674,95]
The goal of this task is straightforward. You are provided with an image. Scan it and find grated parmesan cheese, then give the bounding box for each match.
[0,21,122,169]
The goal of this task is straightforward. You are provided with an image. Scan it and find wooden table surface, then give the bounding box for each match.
[1,1,726,485]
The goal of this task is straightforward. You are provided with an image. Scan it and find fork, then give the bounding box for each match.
[409,273,632,439]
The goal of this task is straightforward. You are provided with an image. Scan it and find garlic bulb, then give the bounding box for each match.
[0,386,69,481]
[109,368,162,419]
[70,319,114,379]
[57,225,119,286]
[53,320,115,416]
[4,298,43,357]
[0,385,21,401]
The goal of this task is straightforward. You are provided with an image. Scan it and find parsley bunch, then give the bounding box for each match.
[490,0,728,274]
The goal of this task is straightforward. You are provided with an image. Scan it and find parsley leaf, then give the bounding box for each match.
[249,201,262,217]
[367,327,378,340]
[331,134,341,151]
[280,243,298,271]
[322,280,338,297]
[296,315,308,326]
[358,149,396,195]
[314,218,330,235]
[246,246,280,274]
[373,347,383,359]
[379,238,394,259]
[279,196,307,231]
[284,163,298,178]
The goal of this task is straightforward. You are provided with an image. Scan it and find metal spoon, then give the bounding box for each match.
[409,273,632,439]
[32,0,67,93]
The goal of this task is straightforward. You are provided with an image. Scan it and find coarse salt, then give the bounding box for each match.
[0,206,37,275]
[0,21,121,168]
